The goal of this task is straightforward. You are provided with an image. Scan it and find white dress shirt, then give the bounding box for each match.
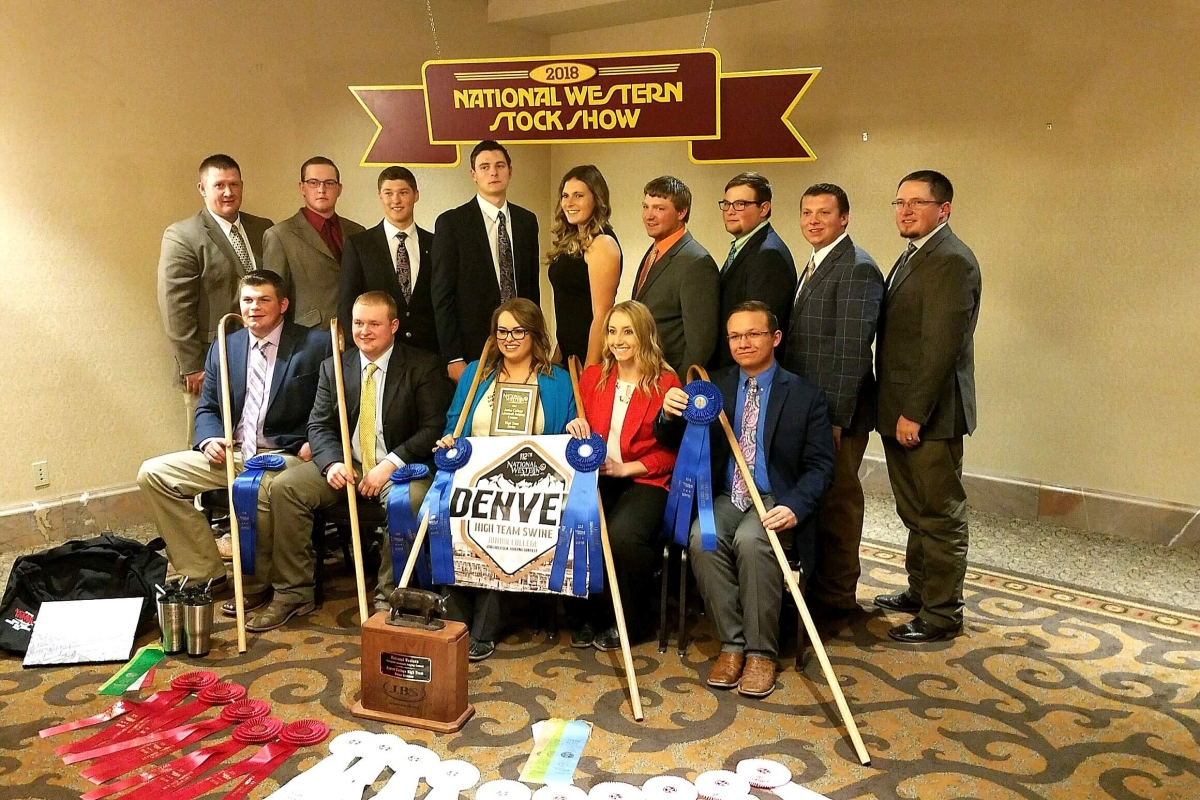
[383,218,421,289]
[200,321,281,452]
[909,221,948,254]
[207,210,258,270]
[351,345,405,469]
[476,194,515,294]
[607,379,635,463]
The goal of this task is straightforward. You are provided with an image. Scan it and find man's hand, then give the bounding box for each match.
[662,387,689,418]
[447,361,466,382]
[326,462,356,490]
[200,438,231,465]
[760,504,798,533]
[298,442,313,462]
[832,426,843,452]
[565,417,592,439]
[896,415,921,449]
[358,461,395,499]
[184,371,204,395]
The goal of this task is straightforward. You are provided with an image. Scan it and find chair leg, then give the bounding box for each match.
[678,547,689,655]
[658,543,671,653]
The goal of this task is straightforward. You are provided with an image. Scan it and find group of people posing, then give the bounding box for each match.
[141,140,982,701]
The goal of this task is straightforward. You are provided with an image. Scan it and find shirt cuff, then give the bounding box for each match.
[385,453,406,469]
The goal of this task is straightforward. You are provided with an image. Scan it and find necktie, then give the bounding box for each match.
[359,363,379,472]
[497,211,516,302]
[797,254,815,298]
[730,377,760,512]
[887,242,918,295]
[239,341,269,459]
[228,223,254,273]
[636,247,659,296]
[395,232,412,304]
[721,241,738,272]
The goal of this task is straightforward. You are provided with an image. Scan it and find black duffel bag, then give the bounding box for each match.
[0,534,168,655]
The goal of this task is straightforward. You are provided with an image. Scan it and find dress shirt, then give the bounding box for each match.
[383,218,421,288]
[207,210,258,270]
[796,231,849,301]
[637,225,688,292]
[607,379,636,463]
[351,345,404,469]
[725,361,776,496]
[909,221,948,254]
[301,206,344,259]
[728,219,770,263]
[199,320,281,452]
[475,194,514,295]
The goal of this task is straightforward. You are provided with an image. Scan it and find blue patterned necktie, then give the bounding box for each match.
[730,376,760,512]
[721,240,737,272]
[239,341,269,459]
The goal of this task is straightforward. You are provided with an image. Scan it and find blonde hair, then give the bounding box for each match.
[483,298,555,379]
[546,165,612,263]
[595,300,673,397]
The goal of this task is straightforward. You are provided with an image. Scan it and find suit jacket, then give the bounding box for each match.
[338,222,438,356]
[430,198,540,363]
[444,361,576,437]
[262,210,365,329]
[631,230,720,378]
[193,321,331,453]
[578,364,680,491]
[875,225,982,440]
[158,210,274,376]
[308,343,453,473]
[785,235,884,434]
[712,223,797,369]
[655,364,835,526]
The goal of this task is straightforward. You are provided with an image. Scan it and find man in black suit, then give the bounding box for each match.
[785,184,884,622]
[656,301,835,698]
[874,170,982,644]
[260,292,452,630]
[711,172,796,368]
[138,271,330,613]
[431,140,540,382]
[338,167,437,355]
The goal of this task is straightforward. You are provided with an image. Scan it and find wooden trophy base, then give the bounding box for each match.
[354,611,474,733]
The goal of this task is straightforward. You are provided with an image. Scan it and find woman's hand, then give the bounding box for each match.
[566,417,592,439]
[433,434,456,451]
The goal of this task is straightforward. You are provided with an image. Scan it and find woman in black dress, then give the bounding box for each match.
[548,165,622,366]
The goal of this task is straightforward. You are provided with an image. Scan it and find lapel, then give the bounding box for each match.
[200,210,244,275]
[762,367,790,460]
[366,223,405,304]
[798,235,854,308]
[264,323,296,414]
[621,382,652,456]
[343,349,363,429]
[637,231,690,298]
[411,227,435,299]
[722,224,771,283]
[227,328,249,414]
[468,200,498,283]
[382,346,403,418]
[888,225,951,298]
[291,212,334,261]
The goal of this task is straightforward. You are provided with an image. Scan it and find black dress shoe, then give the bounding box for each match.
[571,623,596,648]
[874,591,922,613]
[468,639,496,661]
[887,617,962,643]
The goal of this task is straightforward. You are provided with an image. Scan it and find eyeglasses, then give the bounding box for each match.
[718,200,763,212]
[890,199,941,210]
[726,331,773,343]
[495,327,529,341]
[303,179,340,189]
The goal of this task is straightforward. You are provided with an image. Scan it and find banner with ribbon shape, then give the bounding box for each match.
[423,434,601,595]
[351,49,819,166]
[663,379,722,552]
[230,455,287,575]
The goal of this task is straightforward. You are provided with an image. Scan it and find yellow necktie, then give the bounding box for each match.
[359,363,379,472]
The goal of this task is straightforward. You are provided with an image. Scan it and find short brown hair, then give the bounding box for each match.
[728,300,778,334]
[470,140,511,170]
[725,172,772,217]
[643,175,692,222]
[802,183,850,215]
[199,154,240,175]
[354,290,398,321]
[301,156,340,182]
[377,166,417,193]
[239,269,285,299]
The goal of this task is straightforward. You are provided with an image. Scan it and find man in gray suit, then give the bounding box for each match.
[263,157,365,328]
[158,154,273,438]
[632,176,719,376]
[785,184,884,622]
[874,170,982,644]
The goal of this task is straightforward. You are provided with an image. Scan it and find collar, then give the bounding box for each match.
[359,344,394,373]
[909,222,948,253]
[809,231,849,269]
[301,206,337,231]
[739,360,778,390]
[383,218,418,241]
[207,209,241,235]
[732,219,770,253]
[476,194,509,222]
[250,320,284,349]
[650,225,687,256]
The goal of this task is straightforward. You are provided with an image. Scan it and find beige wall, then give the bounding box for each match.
[549,0,1200,506]
[2,0,1197,511]
[0,0,550,508]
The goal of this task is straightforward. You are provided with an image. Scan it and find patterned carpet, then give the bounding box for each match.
[2,540,1198,800]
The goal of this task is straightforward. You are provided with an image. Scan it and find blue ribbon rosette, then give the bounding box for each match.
[663,380,722,551]
[231,454,287,574]
[549,434,607,596]
[419,439,473,585]
[386,463,432,587]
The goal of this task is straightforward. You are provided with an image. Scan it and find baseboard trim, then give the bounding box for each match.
[0,485,152,552]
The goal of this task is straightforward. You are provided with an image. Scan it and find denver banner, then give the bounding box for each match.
[352,49,819,166]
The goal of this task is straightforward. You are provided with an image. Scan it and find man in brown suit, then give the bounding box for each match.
[874,170,982,644]
[263,157,365,328]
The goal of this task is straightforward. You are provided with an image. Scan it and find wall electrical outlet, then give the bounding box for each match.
[32,461,49,488]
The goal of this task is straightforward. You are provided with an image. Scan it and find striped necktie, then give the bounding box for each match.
[239,341,269,459]
[359,363,379,472]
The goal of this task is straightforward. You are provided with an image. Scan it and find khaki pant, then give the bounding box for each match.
[270,461,431,605]
[809,431,870,610]
[137,450,302,594]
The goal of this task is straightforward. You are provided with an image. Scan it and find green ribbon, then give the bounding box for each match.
[98,644,165,696]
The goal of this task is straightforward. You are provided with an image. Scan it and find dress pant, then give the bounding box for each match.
[269,460,431,605]
[137,450,302,594]
[442,586,505,643]
[881,435,969,628]
[688,493,783,660]
[809,430,870,610]
[183,390,199,449]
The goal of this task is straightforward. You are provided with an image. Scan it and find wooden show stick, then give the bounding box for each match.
[689,365,871,766]
[216,313,248,653]
[569,357,644,722]
[329,319,370,625]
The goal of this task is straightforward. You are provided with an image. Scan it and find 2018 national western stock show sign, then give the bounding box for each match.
[352,49,819,166]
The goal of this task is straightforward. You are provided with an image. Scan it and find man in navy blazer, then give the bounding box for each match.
[656,301,834,698]
[138,270,331,615]
[431,141,540,382]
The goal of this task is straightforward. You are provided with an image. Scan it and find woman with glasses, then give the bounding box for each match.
[435,298,576,660]
[564,300,680,651]
[548,165,622,367]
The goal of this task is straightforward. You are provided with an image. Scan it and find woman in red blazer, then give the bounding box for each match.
[566,300,680,650]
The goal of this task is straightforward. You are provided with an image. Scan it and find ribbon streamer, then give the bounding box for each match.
[388,464,431,587]
[98,644,165,697]
[231,454,287,575]
[549,435,606,595]
[663,380,722,551]
[421,440,472,585]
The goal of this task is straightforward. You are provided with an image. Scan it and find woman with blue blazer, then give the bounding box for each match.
[434,298,576,661]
